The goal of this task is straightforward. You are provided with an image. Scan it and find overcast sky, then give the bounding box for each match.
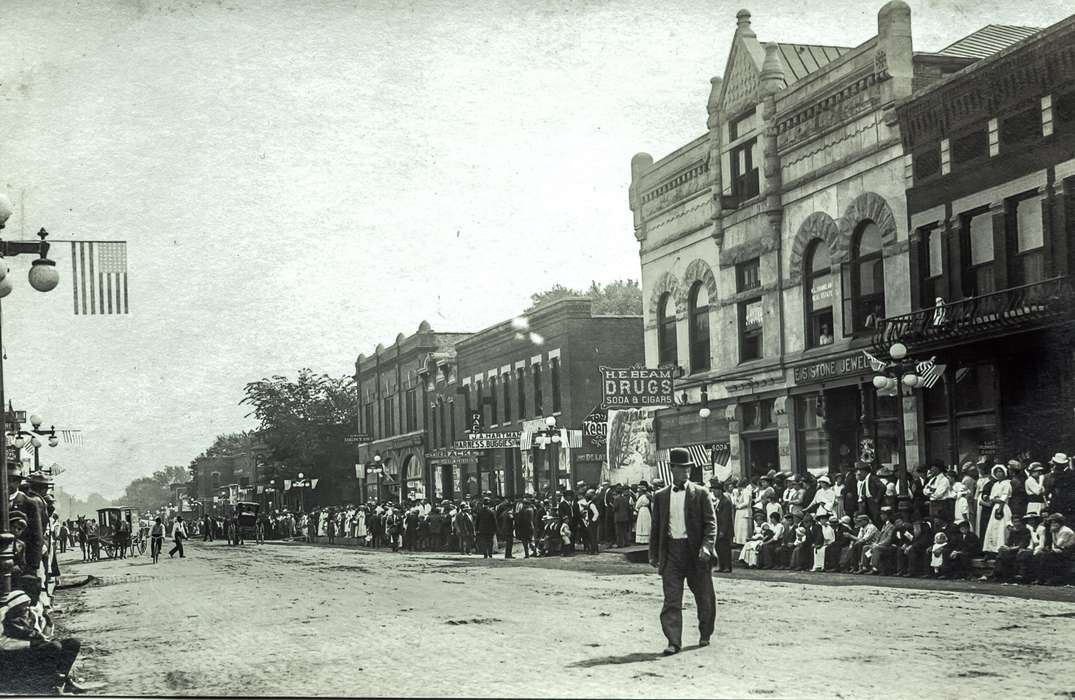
[0,0,1069,498]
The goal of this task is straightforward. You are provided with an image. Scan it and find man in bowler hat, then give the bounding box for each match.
[649,447,717,655]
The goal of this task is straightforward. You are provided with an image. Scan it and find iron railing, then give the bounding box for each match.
[872,276,1075,352]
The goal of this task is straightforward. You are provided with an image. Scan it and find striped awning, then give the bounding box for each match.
[656,442,732,484]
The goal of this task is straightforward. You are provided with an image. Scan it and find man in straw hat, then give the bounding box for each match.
[648,448,716,655]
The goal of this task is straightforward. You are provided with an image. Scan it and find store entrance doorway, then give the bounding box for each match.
[744,434,779,478]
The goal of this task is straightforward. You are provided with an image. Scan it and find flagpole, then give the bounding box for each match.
[0,297,11,595]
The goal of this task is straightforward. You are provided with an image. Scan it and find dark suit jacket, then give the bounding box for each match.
[648,482,716,574]
[475,507,498,536]
[714,494,734,541]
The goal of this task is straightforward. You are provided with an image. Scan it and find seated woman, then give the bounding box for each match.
[791,514,820,571]
[738,512,770,569]
[758,513,788,569]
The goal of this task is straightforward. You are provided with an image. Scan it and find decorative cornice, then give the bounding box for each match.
[776,70,881,151]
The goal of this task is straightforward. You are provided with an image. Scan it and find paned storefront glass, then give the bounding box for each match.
[795,394,827,476]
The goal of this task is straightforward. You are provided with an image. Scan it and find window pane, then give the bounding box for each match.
[956,413,997,465]
[954,364,995,413]
[743,299,762,329]
[969,213,994,265]
[856,222,882,256]
[809,241,831,275]
[874,419,899,470]
[926,423,952,466]
[810,271,833,310]
[795,395,820,430]
[859,258,884,297]
[737,259,760,292]
[691,283,709,309]
[1016,197,1043,252]
[923,377,948,420]
[928,228,943,277]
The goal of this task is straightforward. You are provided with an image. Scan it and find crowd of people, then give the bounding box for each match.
[1,470,87,695]
[726,454,1075,585]
[241,453,1074,585]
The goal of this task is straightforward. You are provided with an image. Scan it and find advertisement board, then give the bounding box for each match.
[600,367,674,408]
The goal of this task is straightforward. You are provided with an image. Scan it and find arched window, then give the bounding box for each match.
[804,240,834,347]
[688,282,710,372]
[657,293,678,367]
[842,222,885,334]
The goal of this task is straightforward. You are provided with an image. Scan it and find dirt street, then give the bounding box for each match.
[48,541,1075,698]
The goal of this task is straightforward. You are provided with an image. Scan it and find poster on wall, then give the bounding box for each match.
[606,407,661,485]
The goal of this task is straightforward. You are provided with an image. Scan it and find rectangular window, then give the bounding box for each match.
[913,146,942,180]
[729,139,760,204]
[502,373,512,424]
[489,376,498,425]
[463,387,472,433]
[951,127,988,165]
[449,400,456,445]
[920,227,946,307]
[364,403,374,439]
[475,380,483,427]
[533,364,544,417]
[736,258,761,293]
[439,402,447,448]
[963,210,995,296]
[430,402,438,447]
[516,368,526,419]
[795,395,828,476]
[1057,90,1075,133]
[551,358,562,413]
[383,396,395,436]
[1013,195,1044,286]
[999,107,1041,147]
[405,389,417,432]
[738,299,763,362]
[728,110,755,141]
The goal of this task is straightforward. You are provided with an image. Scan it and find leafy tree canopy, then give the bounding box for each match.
[527,279,642,315]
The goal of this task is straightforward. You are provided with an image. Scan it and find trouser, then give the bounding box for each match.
[659,539,715,649]
[503,533,514,558]
[714,536,732,571]
[169,538,184,557]
[460,535,473,555]
[59,538,66,554]
[587,523,600,554]
[477,534,494,557]
[150,536,163,560]
[929,501,952,524]
[31,637,81,679]
[1036,550,1073,582]
[791,544,814,571]
[869,544,895,573]
[616,521,632,548]
[994,546,1022,579]
[518,537,533,557]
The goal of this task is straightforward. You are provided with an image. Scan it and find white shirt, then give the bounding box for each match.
[668,485,688,539]
[857,477,871,499]
[926,473,952,501]
[172,521,187,539]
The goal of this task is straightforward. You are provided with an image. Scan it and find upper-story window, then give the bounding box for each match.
[475,379,484,427]
[405,388,417,432]
[551,358,562,413]
[736,258,761,293]
[533,363,544,417]
[488,375,498,425]
[1010,193,1044,286]
[960,208,995,296]
[516,367,526,419]
[737,258,763,362]
[383,395,395,435]
[688,282,710,372]
[439,399,448,447]
[918,226,946,307]
[804,241,834,348]
[363,403,374,439]
[843,222,885,334]
[1000,107,1041,148]
[657,293,678,367]
[462,386,472,433]
[502,372,512,424]
[913,146,942,181]
[951,126,988,167]
[729,140,759,204]
[1057,89,1075,134]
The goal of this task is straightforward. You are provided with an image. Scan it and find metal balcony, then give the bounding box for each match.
[872,276,1075,352]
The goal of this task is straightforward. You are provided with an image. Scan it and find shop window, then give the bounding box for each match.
[551,358,562,413]
[804,240,834,348]
[502,372,512,424]
[688,282,711,372]
[736,258,761,293]
[1000,107,1041,147]
[913,145,942,180]
[842,221,886,334]
[795,394,827,476]
[489,376,498,425]
[868,388,900,470]
[532,364,543,417]
[516,367,526,419]
[657,293,678,367]
[742,398,775,431]
[961,209,995,296]
[1011,194,1044,286]
[951,127,988,166]
[738,298,763,362]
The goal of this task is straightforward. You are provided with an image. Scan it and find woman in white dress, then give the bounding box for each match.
[738,512,769,568]
[355,506,368,544]
[981,465,1012,555]
[1024,462,1045,516]
[633,486,652,545]
[732,478,754,545]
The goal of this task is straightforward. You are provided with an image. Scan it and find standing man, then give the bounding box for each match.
[475,498,498,558]
[581,490,601,555]
[710,481,735,573]
[854,464,884,525]
[169,516,188,559]
[613,486,634,548]
[648,448,716,656]
[923,462,953,523]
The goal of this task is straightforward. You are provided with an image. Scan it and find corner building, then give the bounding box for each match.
[630,4,1029,479]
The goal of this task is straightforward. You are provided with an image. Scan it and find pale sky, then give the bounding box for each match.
[0,0,1069,498]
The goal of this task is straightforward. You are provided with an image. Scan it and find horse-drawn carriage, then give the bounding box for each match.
[225,501,260,545]
[95,506,147,559]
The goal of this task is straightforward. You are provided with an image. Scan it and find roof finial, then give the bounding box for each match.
[736,9,755,38]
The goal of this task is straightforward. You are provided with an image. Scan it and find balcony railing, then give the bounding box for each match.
[872,276,1075,352]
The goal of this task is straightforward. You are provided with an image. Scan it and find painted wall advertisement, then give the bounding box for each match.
[606,407,661,485]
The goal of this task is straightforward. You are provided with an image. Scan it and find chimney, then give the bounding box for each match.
[876,0,913,101]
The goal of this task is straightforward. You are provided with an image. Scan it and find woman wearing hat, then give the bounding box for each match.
[1025,462,1046,517]
[981,465,1012,556]
[731,477,753,545]
[804,475,836,518]
[633,484,652,545]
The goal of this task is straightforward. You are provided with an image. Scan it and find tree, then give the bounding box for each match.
[240,370,358,505]
[527,279,642,314]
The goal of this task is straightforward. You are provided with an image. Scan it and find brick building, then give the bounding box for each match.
[354,322,470,502]
[881,15,1075,464]
[437,297,643,499]
[628,3,1037,480]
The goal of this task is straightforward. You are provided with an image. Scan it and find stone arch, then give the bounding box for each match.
[648,271,686,328]
[682,259,718,306]
[788,212,841,285]
[838,192,899,257]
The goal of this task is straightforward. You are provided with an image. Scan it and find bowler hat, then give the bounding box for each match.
[668,447,695,469]
[27,471,51,486]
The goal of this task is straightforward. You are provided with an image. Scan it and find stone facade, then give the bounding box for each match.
[630,3,979,479]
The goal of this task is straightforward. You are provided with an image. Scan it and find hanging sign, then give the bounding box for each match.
[454,432,521,449]
[582,405,608,448]
[600,367,675,408]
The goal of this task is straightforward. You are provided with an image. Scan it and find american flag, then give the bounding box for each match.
[916,360,947,389]
[70,241,129,315]
[655,442,728,484]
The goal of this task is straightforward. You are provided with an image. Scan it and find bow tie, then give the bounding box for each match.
[672,485,685,492]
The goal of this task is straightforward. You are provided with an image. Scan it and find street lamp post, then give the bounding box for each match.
[531,416,561,504]
[871,342,933,473]
[0,194,61,595]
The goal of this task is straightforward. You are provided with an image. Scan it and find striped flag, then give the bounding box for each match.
[70,241,129,315]
[918,362,946,389]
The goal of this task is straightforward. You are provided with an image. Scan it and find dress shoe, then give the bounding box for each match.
[662,644,680,656]
[699,637,711,647]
